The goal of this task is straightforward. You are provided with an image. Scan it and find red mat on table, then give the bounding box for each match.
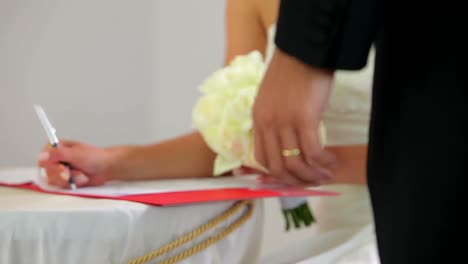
[0,182,338,206]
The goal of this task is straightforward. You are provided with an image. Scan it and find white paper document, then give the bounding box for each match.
[35,174,272,197]
[0,167,38,184]
[1,167,285,197]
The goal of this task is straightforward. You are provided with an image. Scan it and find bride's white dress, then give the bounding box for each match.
[260,26,380,264]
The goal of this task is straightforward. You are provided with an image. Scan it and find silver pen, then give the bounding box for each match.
[34,105,77,190]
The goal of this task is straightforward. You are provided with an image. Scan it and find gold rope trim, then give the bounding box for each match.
[127,200,254,264]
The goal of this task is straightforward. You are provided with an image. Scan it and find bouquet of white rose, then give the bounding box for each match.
[193,51,326,230]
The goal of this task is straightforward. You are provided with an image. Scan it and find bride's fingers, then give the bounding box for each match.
[47,176,68,188]
[44,164,70,188]
[38,151,50,167]
[44,165,89,188]
[70,169,90,187]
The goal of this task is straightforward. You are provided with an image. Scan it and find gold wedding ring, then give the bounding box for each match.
[282,148,301,157]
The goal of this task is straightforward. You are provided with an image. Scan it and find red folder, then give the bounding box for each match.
[1,182,338,206]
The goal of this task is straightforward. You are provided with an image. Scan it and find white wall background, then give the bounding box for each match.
[0,0,316,259]
[153,1,225,141]
[0,0,225,166]
[1,0,155,166]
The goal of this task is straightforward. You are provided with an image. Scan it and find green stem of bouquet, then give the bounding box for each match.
[282,202,315,231]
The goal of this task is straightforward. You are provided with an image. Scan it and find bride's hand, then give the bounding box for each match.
[37,140,116,188]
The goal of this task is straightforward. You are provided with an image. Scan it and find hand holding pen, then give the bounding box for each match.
[34,105,77,190]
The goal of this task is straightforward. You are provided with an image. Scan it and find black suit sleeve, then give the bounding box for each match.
[275,0,380,70]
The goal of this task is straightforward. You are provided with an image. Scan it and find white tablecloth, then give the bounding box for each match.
[0,170,263,264]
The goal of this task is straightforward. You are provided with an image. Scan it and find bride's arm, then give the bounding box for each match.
[225,0,268,64]
[106,133,216,181]
[39,133,216,187]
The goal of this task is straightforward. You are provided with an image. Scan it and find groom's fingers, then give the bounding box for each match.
[262,125,304,186]
[279,126,319,184]
[298,121,336,182]
[253,124,267,169]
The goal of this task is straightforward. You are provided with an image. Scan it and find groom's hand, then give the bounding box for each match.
[252,49,337,186]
